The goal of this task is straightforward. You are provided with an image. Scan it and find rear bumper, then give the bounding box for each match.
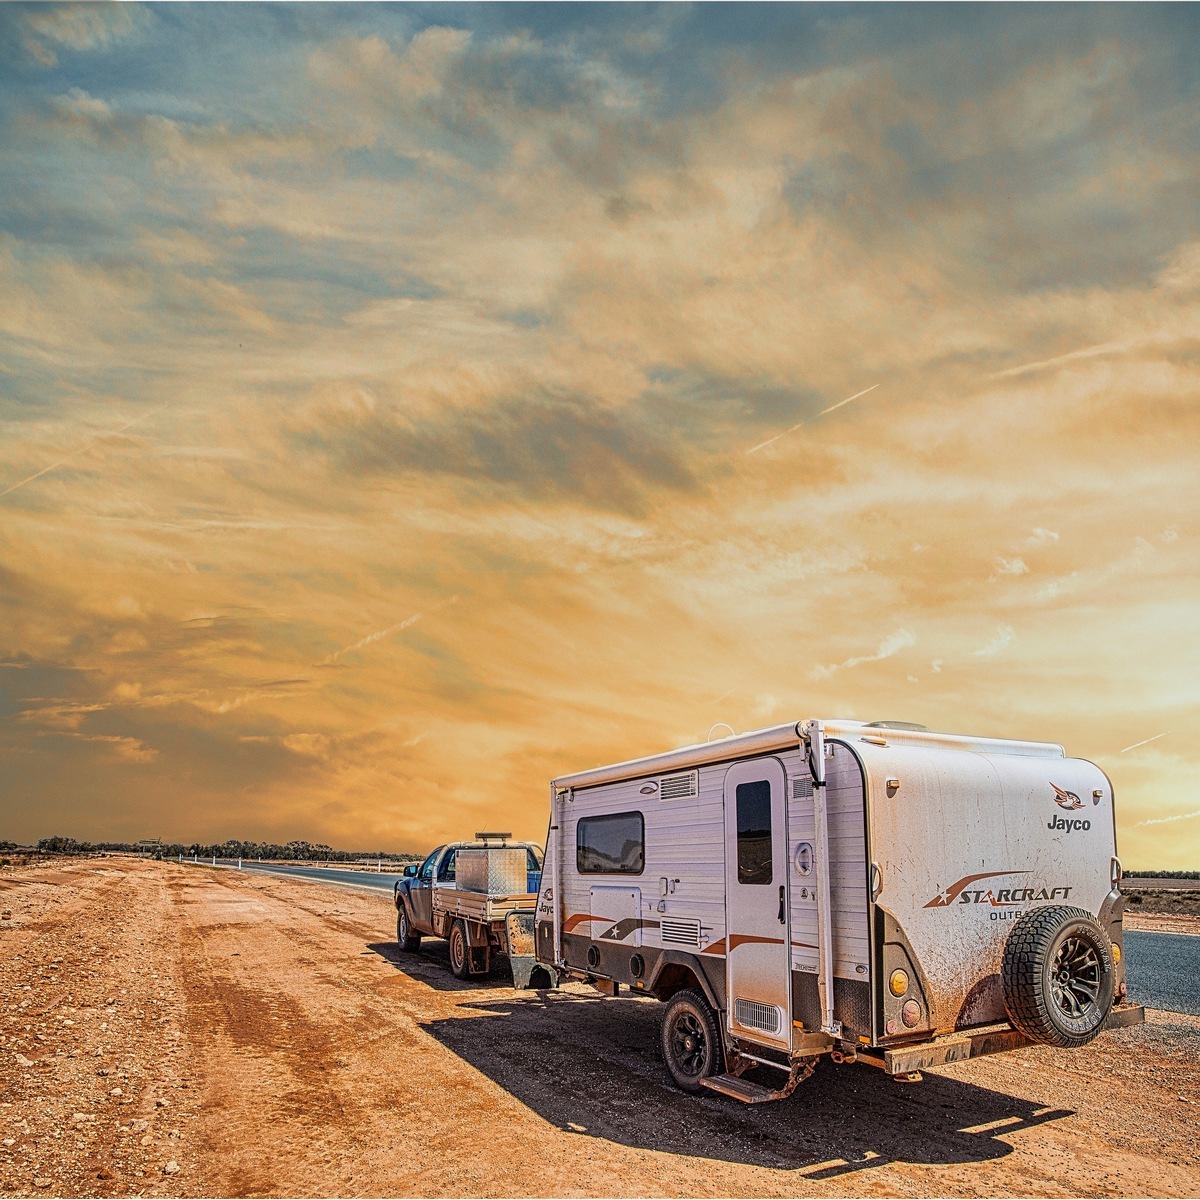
[865,1004,1146,1075]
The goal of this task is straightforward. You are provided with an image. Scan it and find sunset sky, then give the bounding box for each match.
[1,4,1197,867]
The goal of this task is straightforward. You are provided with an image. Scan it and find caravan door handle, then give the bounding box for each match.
[778,886,786,924]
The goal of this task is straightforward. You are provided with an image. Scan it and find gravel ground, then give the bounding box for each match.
[1,858,1198,1198]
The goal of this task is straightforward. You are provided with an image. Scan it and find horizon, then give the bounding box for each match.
[1,4,1198,866]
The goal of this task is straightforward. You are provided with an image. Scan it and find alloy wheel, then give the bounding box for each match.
[1049,934,1101,1019]
[670,1010,708,1077]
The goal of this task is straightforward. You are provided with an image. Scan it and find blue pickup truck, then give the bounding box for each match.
[393,837,549,986]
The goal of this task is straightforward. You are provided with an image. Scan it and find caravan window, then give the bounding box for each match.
[576,811,644,875]
[736,780,773,885]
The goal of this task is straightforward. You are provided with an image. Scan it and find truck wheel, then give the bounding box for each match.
[396,906,421,953]
[448,920,471,980]
[1002,905,1114,1048]
[661,989,724,1092]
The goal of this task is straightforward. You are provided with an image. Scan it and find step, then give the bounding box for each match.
[698,1073,786,1104]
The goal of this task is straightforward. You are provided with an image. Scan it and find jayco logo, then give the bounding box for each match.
[1049,783,1096,832]
[1048,815,1090,832]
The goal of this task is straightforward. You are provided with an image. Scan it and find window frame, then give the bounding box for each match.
[417,848,439,883]
[575,810,646,877]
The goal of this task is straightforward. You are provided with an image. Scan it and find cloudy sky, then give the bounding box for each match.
[1,4,1197,866]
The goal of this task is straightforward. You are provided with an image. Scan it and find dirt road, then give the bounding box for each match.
[2,858,1198,1198]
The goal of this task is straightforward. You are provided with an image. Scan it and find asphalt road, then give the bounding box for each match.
[218,859,408,891]
[1126,929,1200,1015]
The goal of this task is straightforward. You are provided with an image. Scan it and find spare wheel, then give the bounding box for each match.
[1001,905,1114,1048]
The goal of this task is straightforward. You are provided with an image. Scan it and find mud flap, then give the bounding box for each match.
[506,911,558,989]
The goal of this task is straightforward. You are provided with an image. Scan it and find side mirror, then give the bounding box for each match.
[403,864,418,878]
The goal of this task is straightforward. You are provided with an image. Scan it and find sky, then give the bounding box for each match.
[0,3,1197,866]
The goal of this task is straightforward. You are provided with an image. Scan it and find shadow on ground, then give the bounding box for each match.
[366,939,498,993]
[416,986,1073,1175]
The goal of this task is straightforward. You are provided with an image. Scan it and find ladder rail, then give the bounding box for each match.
[802,720,841,1038]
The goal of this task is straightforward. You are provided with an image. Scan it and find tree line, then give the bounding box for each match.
[1125,868,1200,879]
[25,836,419,863]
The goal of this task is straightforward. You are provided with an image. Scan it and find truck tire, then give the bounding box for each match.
[1002,905,1114,1048]
[448,919,471,980]
[396,905,421,953]
[661,988,724,1092]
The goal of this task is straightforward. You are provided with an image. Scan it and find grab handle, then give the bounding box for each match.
[778,886,786,924]
[870,861,884,902]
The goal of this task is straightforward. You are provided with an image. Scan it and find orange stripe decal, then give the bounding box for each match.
[700,937,727,956]
[727,934,786,951]
[563,912,612,933]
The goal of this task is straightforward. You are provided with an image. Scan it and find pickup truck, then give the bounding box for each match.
[393,836,553,987]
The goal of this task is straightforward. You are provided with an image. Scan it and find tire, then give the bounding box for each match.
[396,905,421,953]
[661,988,724,1092]
[1002,905,1114,1048]
[448,919,471,980]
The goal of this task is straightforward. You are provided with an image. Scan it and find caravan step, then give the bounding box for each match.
[699,1073,788,1104]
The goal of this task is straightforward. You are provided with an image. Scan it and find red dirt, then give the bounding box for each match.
[1,858,1197,1198]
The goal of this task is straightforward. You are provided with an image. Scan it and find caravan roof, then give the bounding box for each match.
[551,719,1066,792]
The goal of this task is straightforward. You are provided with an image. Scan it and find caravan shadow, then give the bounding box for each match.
[418,988,1073,1174]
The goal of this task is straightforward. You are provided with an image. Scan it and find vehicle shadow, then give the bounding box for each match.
[417,990,1075,1174]
[365,940,505,993]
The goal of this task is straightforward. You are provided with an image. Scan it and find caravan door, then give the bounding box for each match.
[723,757,791,1049]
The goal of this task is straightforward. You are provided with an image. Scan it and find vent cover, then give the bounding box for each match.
[660,771,699,801]
[734,998,782,1035]
[659,916,702,947]
[792,777,814,800]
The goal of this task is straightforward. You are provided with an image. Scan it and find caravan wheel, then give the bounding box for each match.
[1002,905,1114,1048]
[661,989,724,1092]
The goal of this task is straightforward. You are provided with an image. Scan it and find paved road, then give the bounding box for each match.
[211,859,409,892]
[1126,929,1200,1016]
[1123,877,1200,891]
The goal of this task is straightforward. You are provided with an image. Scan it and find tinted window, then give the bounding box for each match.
[577,812,644,875]
[437,849,456,881]
[526,848,542,871]
[736,780,772,885]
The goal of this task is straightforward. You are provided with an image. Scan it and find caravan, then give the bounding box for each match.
[533,719,1143,1102]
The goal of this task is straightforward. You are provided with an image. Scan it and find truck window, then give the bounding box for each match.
[736,780,772,885]
[526,848,541,872]
[577,812,644,875]
[437,849,457,882]
[418,849,439,882]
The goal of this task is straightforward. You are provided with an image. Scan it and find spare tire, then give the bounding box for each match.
[1001,905,1114,1048]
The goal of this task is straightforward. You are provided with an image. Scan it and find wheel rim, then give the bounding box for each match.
[669,1010,708,1077]
[1050,934,1101,1020]
[398,912,407,941]
[451,929,465,971]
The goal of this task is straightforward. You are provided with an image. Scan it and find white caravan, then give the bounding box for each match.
[533,719,1143,1102]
